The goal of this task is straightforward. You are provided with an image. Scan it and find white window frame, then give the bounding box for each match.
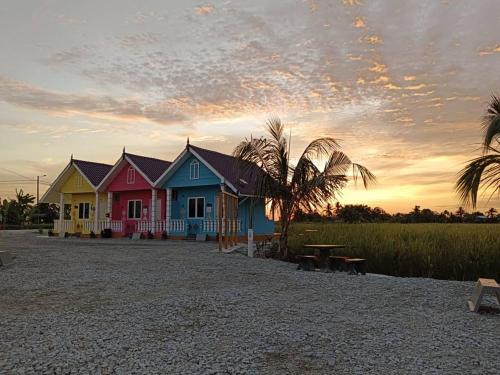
[78,202,90,219]
[187,197,205,219]
[127,167,136,184]
[127,199,142,219]
[189,160,199,180]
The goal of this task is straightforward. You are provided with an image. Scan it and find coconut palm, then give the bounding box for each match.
[233,117,375,258]
[456,94,500,207]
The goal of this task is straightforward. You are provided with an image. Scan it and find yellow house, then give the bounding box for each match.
[41,157,113,236]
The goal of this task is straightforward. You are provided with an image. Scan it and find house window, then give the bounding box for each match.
[190,160,199,180]
[78,202,90,219]
[76,174,83,187]
[188,197,205,218]
[128,200,142,219]
[127,167,135,184]
[172,189,178,201]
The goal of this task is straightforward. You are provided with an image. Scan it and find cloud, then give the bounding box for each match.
[195,5,214,15]
[0,75,187,125]
[353,17,366,28]
[478,44,500,56]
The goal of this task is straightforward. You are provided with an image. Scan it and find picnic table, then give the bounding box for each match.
[303,244,346,271]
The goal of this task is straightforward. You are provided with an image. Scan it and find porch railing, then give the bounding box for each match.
[110,220,123,232]
[169,219,186,233]
[203,219,241,233]
[136,220,153,232]
[54,219,74,233]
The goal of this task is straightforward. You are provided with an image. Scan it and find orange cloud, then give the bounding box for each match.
[406,83,427,90]
[404,75,416,81]
[195,5,214,15]
[384,83,402,90]
[362,35,383,45]
[369,62,387,73]
[478,44,500,56]
[353,17,366,28]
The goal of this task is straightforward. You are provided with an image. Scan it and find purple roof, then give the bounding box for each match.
[125,153,172,183]
[189,145,265,195]
[73,159,113,187]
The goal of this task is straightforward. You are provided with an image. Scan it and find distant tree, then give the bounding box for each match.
[455,206,466,222]
[324,203,334,219]
[486,207,497,218]
[457,94,500,207]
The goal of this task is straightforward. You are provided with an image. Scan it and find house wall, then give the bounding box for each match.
[111,189,166,221]
[66,192,107,234]
[165,154,221,188]
[108,161,152,191]
[60,169,94,194]
[238,197,275,235]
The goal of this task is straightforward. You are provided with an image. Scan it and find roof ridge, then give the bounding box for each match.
[73,159,113,167]
[125,152,171,163]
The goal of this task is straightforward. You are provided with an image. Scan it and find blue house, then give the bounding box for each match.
[155,142,275,241]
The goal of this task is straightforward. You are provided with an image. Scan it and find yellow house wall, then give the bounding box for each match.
[60,170,94,194]
[65,192,108,234]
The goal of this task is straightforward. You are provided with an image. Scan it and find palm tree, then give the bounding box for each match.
[233,117,375,258]
[457,94,500,207]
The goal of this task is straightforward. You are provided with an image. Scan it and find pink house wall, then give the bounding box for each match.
[111,189,166,220]
[108,161,151,191]
[106,160,166,223]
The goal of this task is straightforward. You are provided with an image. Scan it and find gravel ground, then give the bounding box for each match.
[0,230,499,375]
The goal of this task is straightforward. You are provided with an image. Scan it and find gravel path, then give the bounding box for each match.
[0,230,498,374]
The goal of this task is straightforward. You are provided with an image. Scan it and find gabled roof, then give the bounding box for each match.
[189,145,265,195]
[155,143,266,195]
[40,158,113,203]
[125,153,172,183]
[97,152,172,190]
[73,159,113,187]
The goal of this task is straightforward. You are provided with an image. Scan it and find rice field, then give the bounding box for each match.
[288,223,500,281]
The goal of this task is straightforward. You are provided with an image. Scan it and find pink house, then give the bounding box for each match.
[97,151,171,237]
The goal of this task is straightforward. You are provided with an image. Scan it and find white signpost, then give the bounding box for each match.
[247,229,254,257]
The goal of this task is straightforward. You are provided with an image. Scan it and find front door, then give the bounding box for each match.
[187,196,205,236]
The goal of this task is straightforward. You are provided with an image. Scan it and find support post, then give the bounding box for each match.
[94,192,99,234]
[151,188,157,234]
[218,194,222,252]
[107,191,112,228]
[166,188,172,235]
[59,192,64,237]
[224,193,228,249]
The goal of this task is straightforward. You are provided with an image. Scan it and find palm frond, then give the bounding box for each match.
[456,153,500,207]
[483,94,500,150]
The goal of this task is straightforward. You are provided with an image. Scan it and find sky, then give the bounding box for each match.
[0,0,499,213]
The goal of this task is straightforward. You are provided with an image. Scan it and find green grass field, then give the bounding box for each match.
[288,223,500,281]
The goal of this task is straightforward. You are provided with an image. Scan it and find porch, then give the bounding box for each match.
[52,218,242,238]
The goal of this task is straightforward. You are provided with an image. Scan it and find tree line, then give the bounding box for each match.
[0,189,58,228]
[294,203,499,224]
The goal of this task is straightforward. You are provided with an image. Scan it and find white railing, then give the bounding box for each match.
[155,220,167,233]
[169,219,185,233]
[136,220,153,232]
[110,220,123,233]
[54,219,74,233]
[203,219,241,233]
[81,220,94,233]
[95,220,108,232]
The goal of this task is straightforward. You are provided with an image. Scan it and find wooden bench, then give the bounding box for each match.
[328,256,351,272]
[345,258,367,275]
[297,255,317,271]
[468,278,500,312]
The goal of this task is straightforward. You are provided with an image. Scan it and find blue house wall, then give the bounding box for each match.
[162,153,275,236]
